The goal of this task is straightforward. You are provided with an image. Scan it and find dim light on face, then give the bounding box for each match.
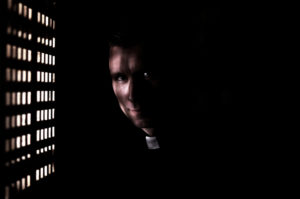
[109,45,162,129]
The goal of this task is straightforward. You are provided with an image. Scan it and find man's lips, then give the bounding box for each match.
[128,108,142,112]
[126,104,151,115]
[126,105,142,112]
[126,106,145,114]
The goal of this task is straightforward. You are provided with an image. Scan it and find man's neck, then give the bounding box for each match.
[142,128,155,136]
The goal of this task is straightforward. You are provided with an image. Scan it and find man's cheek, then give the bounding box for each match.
[119,104,127,116]
[115,93,127,114]
[115,92,124,105]
[113,87,121,101]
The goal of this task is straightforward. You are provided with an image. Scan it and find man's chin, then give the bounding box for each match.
[131,118,153,129]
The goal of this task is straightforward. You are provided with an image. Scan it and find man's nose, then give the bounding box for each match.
[128,79,140,103]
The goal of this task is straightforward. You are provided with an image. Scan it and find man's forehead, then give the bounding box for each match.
[109,44,163,73]
[110,45,143,56]
[109,46,145,73]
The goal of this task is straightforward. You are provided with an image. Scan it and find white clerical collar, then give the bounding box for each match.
[145,136,160,150]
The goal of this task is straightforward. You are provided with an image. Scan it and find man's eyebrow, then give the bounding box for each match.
[110,72,124,77]
[110,71,118,76]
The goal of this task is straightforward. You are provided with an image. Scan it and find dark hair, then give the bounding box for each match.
[106,12,183,49]
[107,13,151,47]
[108,22,147,48]
[106,13,200,81]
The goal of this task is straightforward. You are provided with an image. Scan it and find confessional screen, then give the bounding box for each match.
[0,0,56,198]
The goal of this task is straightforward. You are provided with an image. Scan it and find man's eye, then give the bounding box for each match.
[143,72,153,80]
[114,74,127,81]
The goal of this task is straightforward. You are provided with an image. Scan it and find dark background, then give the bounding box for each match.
[54,3,253,197]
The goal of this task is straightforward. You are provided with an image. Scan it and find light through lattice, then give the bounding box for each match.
[1,0,56,198]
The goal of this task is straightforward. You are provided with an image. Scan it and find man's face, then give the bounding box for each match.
[109,45,161,128]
